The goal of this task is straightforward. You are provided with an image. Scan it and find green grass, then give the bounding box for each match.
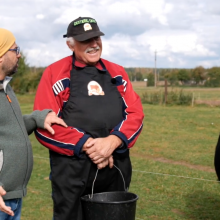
[17,92,220,220]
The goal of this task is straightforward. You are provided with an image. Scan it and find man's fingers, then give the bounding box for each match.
[0,196,14,216]
[97,164,103,169]
[86,139,97,147]
[92,158,105,164]
[88,152,100,159]
[44,112,68,134]
[108,156,114,168]
[1,207,14,216]
[44,125,54,135]
[89,153,104,164]
[97,160,108,169]
[86,147,96,155]
[54,118,67,127]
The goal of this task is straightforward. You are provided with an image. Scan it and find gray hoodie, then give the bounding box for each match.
[0,77,50,200]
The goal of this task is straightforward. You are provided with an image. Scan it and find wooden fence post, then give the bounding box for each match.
[191,92,194,107]
[164,80,168,105]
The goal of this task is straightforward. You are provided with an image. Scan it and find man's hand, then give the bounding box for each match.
[97,156,114,169]
[44,112,67,135]
[82,137,94,152]
[0,186,14,216]
[85,135,122,164]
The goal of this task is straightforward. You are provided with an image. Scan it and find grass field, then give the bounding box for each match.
[17,88,220,220]
[132,81,220,102]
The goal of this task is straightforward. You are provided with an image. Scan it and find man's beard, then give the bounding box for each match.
[2,62,18,77]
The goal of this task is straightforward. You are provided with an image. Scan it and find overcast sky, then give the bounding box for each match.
[1,0,220,68]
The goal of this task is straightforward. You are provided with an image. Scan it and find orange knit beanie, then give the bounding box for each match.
[0,28,16,57]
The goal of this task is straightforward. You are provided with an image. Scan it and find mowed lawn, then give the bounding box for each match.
[17,89,220,220]
[133,81,220,102]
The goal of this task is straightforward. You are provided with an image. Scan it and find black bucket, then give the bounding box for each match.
[81,165,138,220]
[81,191,138,220]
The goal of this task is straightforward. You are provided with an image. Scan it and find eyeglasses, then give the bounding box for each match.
[8,46,20,55]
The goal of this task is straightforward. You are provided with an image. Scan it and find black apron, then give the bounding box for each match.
[214,135,220,180]
[62,64,123,137]
[51,61,132,220]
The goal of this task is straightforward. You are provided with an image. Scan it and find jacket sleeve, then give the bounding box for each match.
[33,66,90,156]
[23,109,51,135]
[110,68,144,152]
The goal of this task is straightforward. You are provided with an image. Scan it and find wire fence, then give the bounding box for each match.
[32,156,219,220]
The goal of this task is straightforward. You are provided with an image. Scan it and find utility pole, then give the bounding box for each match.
[154,50,157,87]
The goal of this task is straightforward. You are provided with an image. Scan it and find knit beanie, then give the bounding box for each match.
[0,28,16,57]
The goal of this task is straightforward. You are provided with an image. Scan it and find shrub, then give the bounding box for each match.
[141,89,192,106]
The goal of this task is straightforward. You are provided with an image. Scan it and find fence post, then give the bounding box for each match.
[164,80,168,105]
[191,92,194,107]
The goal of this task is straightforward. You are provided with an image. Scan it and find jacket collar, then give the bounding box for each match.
[0,76,12,92]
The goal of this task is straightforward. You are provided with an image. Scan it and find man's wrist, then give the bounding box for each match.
[109,135,123,149]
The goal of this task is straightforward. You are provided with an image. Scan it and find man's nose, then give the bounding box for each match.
[90,38,98,46]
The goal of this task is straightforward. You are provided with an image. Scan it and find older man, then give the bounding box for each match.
[0,28,67,220]
[34,16,144,220]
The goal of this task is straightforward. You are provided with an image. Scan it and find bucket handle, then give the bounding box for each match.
[89,164,128,199]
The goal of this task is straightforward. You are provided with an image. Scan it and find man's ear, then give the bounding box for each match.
[66,41,74,52]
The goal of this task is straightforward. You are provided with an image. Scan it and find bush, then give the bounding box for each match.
[141,91,162,104]
[141,89,192,106]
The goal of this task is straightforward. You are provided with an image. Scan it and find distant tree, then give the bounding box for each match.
[164,69,178,86]
[192,66,206,85]
[177,69,191,85]
[146,72,154,86]
[127,71,136,81]
[10,52,29,92]
[205,67,220,87]
[159,69,170,81]
[10,52,45,93]
[136,72,143,81]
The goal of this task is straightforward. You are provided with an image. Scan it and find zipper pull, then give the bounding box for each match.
[6,93,12,103]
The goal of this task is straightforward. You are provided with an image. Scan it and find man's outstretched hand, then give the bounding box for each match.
[0,186,14,216]
[44,112,67,135]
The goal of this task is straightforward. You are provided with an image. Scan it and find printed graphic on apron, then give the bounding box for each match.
[87,81,105,96]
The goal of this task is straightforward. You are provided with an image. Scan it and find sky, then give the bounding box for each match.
[1,0,220,68]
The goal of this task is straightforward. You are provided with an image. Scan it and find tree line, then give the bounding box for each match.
[125,66,220,87]
[11,53,220,93]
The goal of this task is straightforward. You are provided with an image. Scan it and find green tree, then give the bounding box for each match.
[164,69,178,86]
[136,72,143,81]
[192,66,206,85]
[177,69,191,85]
[10,52,44,93]
[205,67,220,87]
[10,52,29,93]
[146,72,154,86]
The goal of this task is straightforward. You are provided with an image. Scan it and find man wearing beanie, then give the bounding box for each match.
[34,17,144,220]
[0,28,67,220]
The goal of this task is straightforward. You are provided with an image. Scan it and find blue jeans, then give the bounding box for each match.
[0,198,22,220]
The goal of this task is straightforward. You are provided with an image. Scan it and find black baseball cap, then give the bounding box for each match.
[63,17,104,41]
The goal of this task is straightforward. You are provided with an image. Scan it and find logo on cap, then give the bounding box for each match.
[84,23,92,31]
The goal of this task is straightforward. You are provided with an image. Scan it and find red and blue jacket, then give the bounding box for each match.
[34,55,144,156]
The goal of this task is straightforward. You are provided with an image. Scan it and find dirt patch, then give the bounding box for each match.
[172,209,185,216]
[195,100,220,107]
[131,152,215,173]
